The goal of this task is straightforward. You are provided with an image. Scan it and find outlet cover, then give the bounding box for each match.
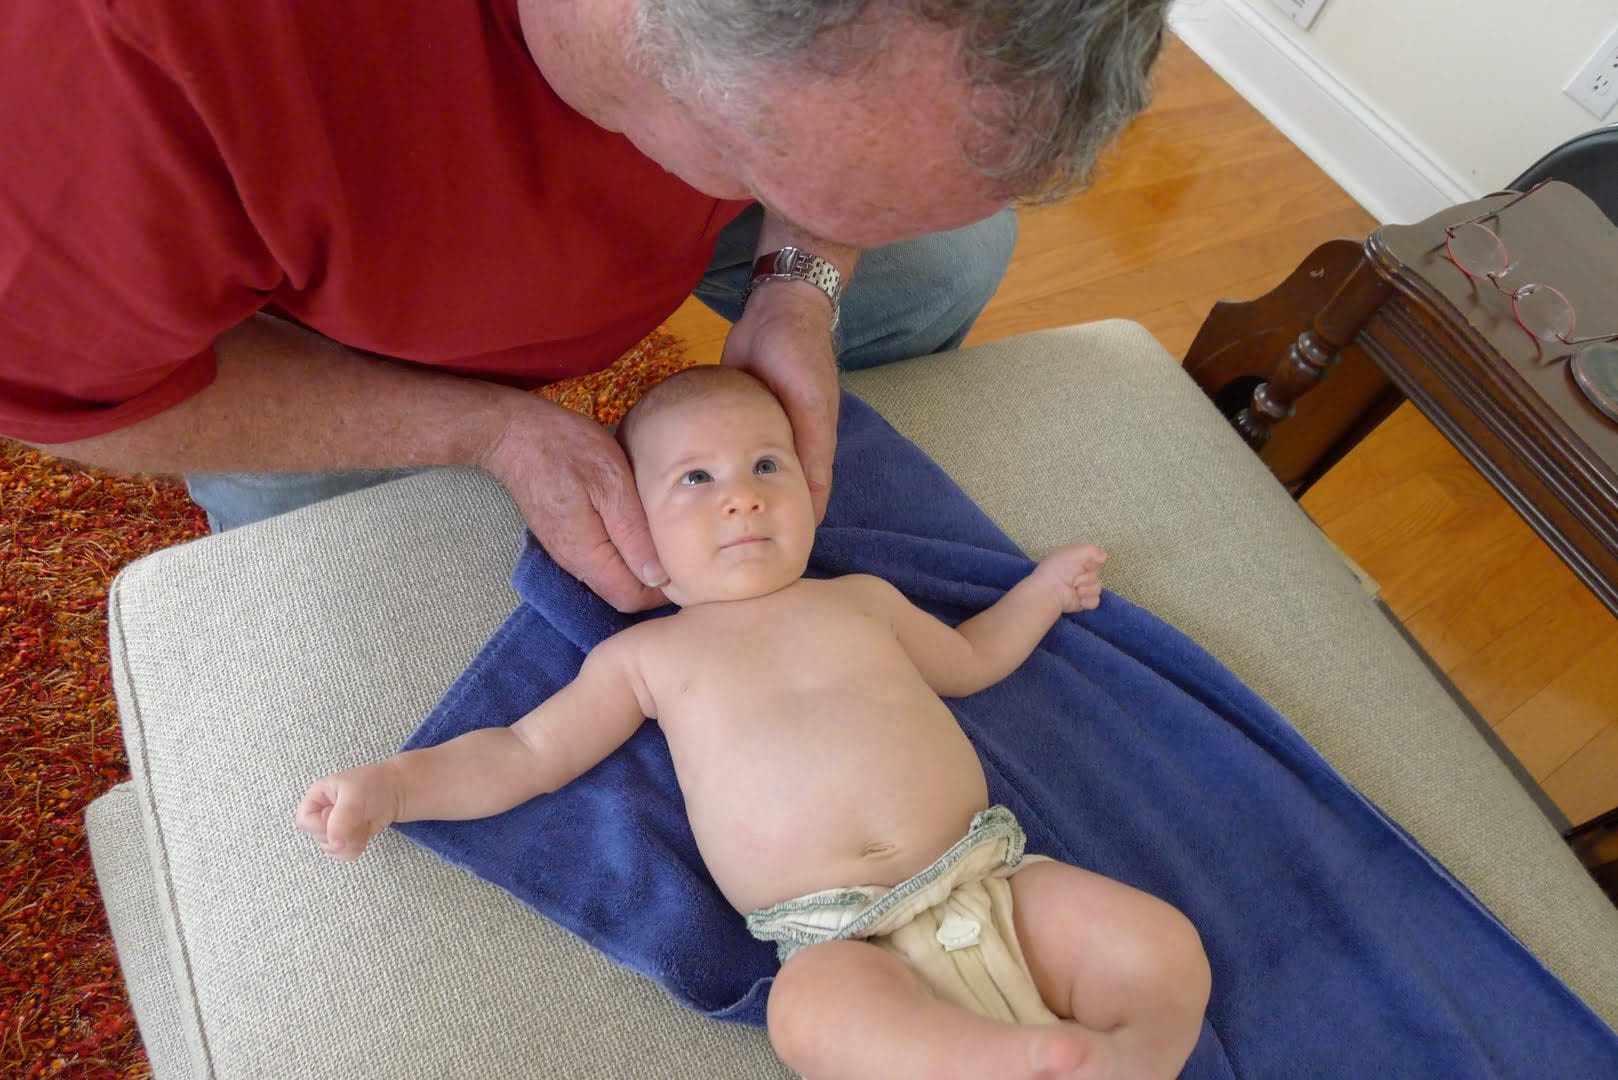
[1268,0,1328,31]
[1565,26,1618,119]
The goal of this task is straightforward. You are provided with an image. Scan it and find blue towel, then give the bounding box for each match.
[400,393,1618,1076]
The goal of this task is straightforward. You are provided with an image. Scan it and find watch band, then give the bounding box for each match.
[743,246,843,329]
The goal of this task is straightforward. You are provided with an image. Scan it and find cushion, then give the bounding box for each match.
[90,321,1618,1077]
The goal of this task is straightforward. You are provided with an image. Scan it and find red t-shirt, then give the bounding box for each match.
[0,1,750,442]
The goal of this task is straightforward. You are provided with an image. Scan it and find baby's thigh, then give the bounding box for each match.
[1008,860,1208,1025]
[766,940,925,1061]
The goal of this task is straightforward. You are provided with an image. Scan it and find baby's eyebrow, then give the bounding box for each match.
[660,443,792,479]
[661,455,708,480]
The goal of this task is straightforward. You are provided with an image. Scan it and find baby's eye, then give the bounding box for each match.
[754,458,779,476]
[680,469,714,485]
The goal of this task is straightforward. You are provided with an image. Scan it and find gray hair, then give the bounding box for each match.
[633,0,1170,202]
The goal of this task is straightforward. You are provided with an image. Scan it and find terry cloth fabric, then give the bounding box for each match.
[745,805,1058,1026]
[398,393,1618,1077]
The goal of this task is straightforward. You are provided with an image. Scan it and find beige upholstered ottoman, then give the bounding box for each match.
[87,321,1618,1077]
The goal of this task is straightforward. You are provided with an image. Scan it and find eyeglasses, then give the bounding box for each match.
[1441,179,1618,349]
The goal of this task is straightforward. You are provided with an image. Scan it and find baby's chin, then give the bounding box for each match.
[664,566,804,607]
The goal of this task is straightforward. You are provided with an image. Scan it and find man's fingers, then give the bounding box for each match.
[578,458,668,611]
[803,448,832,522]
[533,522,664,612]
[574,538,665,613]
[779,382,838,522]
[543,505,666,613]
[588,463,666,591]
[504,416,667,611]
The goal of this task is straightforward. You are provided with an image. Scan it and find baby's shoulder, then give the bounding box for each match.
[821,572,902,604]
[601,610,709,667]
[813,574,908,623]
[599,615,673,654]
[590,617,683,687]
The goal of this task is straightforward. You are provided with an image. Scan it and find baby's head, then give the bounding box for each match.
[618,367,816,607]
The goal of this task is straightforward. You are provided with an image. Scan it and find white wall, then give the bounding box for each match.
[1169,0,1618,223]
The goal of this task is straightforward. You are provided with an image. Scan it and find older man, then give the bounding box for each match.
[0,1,1166,610]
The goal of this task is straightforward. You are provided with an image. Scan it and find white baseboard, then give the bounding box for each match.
[1167,0,1475,224]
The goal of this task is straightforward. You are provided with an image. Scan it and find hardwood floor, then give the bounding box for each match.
[665,35,1618,825]
[1304,411,1618,825]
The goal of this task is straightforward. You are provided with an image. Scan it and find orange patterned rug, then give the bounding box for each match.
[0,330,693,1078]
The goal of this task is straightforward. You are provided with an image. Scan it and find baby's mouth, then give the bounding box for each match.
[719,535,769,551]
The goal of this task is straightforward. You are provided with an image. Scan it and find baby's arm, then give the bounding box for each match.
[296,633,649,860]
[848,544,1106,698]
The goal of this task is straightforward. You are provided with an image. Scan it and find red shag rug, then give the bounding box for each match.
[0,332,692,1078]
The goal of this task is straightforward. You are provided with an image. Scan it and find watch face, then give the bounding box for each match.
[1571,343,1618,425]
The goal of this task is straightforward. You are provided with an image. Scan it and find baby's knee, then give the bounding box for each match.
[1088,894,1210,1018]
[1138,901,1212,1019]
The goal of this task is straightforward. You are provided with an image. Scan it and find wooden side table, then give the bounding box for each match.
[1185,180,1618,617]
[1185,181,1618,889]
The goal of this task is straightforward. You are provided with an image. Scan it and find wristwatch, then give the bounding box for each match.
[743,247,843,330]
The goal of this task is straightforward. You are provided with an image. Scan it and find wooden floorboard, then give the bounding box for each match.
[665,34,1618,825]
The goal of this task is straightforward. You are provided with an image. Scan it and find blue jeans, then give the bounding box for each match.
[186,206,1017,531]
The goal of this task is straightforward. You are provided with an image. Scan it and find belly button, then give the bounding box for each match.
[860,840,898,860]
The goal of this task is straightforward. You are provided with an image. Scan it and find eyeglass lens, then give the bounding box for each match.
[1445,222,1577,342]
[1513,283,1577,342]
[1446,223,1508,278]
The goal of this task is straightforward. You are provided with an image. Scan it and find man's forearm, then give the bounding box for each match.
[26,313,535,476]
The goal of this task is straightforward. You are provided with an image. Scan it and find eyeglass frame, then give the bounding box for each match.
[1433,181,1618,424]
[1437,179,1618,350]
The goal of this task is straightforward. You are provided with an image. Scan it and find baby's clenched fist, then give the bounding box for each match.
[1035,543,1107,613]
[295,762,403,861]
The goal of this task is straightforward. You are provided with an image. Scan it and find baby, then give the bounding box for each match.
[297,367,1210,1079]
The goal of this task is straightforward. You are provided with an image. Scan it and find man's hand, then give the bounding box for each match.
[296,762,405,861]
[719,282,840,522]
[481,399,667,612]
[1034,543,1108,613]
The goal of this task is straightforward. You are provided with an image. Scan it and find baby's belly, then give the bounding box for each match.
[669,692,990,914]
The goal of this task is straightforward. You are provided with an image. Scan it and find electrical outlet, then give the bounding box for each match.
[1565,26,1618,119]
[1268,0,1328,31]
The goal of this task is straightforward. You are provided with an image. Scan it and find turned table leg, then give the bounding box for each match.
[1235,255,1395,450]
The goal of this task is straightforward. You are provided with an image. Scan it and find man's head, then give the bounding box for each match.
[626,0,1170,246]
[618,367,816,607]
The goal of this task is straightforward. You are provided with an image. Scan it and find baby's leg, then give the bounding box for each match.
[767,939,1110,1080]
[1010,861,1211,1078]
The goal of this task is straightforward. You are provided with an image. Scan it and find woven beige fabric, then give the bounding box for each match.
[86,787,197,1078]
[90,321,1617,1079]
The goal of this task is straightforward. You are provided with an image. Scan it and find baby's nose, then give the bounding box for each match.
[723,485,764,514]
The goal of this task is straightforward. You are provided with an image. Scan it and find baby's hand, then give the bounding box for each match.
[1035,543,1107,613]
[295,762,402,861]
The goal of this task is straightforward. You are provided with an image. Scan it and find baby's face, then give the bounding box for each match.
[629,389,816,606]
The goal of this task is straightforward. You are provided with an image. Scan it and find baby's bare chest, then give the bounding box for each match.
[643,588,915,719]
